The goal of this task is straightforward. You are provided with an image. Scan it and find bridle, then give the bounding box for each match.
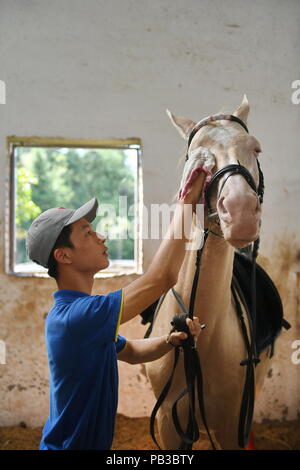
[150,113,266,450]
[186,113,265,214]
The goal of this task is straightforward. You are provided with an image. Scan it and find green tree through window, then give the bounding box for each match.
[15,146,137,269]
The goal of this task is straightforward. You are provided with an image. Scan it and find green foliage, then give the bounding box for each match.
[16,168,41,264]
[16,168,41,226]
[15,147,136,265]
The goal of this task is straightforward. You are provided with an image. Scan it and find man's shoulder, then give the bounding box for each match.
[65,289,123,327]
[78,288,123,310]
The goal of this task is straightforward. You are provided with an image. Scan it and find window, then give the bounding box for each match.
[5,136,142,277]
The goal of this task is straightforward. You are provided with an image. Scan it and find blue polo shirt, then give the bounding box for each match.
[40,288,126,450]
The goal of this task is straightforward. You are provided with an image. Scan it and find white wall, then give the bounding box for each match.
[0,0,299,426]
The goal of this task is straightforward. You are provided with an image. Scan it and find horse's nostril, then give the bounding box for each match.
[255,196,261,213]
[217,197,231,221]
[218,197,227,214]
[248,194,261,214]
[221,192,260,216]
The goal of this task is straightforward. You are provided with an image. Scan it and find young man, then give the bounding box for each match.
[26,154,213,450]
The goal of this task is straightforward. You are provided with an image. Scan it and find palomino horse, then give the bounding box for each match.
[145,96,275,450]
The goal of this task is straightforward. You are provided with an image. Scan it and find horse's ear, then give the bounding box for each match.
[166,109,195,140]
[232,95,250,124]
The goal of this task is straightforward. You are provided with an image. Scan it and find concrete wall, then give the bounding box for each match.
[0,0,299,427]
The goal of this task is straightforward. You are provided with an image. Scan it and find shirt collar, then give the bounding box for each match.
[53,289,90,303]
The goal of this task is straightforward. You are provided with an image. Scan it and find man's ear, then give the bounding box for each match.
[53,247,72,265]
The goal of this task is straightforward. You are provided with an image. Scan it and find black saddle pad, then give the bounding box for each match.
[233,251,286,357]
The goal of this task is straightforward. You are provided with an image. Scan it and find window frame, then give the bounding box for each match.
[5,135,143,278]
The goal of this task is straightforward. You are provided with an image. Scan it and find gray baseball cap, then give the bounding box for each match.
[26,197,99,268]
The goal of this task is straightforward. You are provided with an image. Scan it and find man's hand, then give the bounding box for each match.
[118,317,204,365]
[168,316,202,347]
[179,147,216,200]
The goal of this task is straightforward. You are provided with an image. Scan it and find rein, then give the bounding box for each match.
[150,114,265,450]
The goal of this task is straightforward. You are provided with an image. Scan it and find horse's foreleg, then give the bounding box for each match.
[157,404,223,450]
[154,395,194,451]
[155,407,183,450]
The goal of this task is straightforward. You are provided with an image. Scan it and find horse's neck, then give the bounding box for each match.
[175,226,234,324]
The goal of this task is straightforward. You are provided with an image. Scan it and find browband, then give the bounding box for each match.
[187,114,249,149]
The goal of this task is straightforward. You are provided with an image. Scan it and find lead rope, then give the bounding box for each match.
[172,228,216,450]
[152,236,261,450]
[150,229,217,450]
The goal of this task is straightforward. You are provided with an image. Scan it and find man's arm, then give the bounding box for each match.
[118,317,200,364]
[121,171,206,324]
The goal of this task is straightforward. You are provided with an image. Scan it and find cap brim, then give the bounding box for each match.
[66,197,99,225]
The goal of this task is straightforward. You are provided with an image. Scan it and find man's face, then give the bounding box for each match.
[68,218,109,274]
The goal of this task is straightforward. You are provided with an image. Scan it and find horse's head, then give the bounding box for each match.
[167,96,263,249]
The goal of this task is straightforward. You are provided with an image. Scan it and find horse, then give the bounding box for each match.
[145,96,285,450]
